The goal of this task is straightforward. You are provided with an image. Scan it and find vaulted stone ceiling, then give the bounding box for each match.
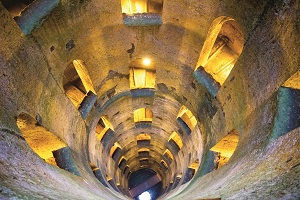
[0,0,300,199]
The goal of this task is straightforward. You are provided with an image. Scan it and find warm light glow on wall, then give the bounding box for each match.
[210,130,239,157]
[130,68,156,89]
[110,142,122,157]
[177,105,197,131]
[203,36,238,85]
[210,130,239,168]
[282,70,300,89]
[169,131,183,149]
[134,108,153,123]
[195,16,244,85]
[64,85,85,108]
[96,116,114,141]
[136,133,151,141]
[121,0,132,13]
[121,0,163,15]
[72,60,96,94]
[121,0,147,14]
[17,113,67,166]
[135,0,147,13]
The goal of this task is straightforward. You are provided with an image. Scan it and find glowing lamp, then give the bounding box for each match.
[142,58,151,66]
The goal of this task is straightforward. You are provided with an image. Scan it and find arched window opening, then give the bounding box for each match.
[17,113,80,175]
[110,142,122,162]
[163,149,174,164]
[166,181,173,193]
[121,0,163,14]
[271,70,300,141]
[116,182,123,193]
[182,159,199,184]
[168,131,183,151]
[210,130,239,169]
[124,165,130,175]
[134,108,153,128]
[106,175,119,192]
[0,0,59,35]
[177,105,197,135]
[129,58,156,97]
[188,159,199,172]
[172,173,182,190]
[89,162,109,187]
[139,158,149,166]
[160,160,168,171]
[118,156,127,170]
[106,174,112,182]
[63,60,97,118]
[96,116,114,141]
[134,108,153,122]
[96,117,115,148]
[121,0,163,26]
[137,133,151,146]
[138,148,150,157]
[194,16,244,96]
[130,67,156,89]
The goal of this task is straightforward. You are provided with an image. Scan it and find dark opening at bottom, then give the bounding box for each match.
[128,168,162,200]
